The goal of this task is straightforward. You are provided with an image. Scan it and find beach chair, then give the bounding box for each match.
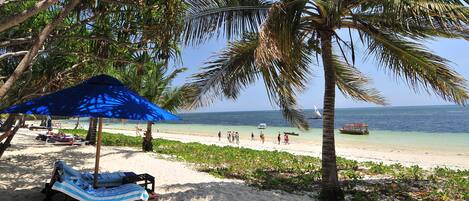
[42,161,157,201]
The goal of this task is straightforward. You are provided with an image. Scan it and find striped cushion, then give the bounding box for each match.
[52,179,149,201]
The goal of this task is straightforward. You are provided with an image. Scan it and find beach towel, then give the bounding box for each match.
[52,178,149,201]
[52,161,149,201]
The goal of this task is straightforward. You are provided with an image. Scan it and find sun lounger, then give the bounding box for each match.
[43,161,152,201]
[29,125,51,131]
[36,132,87,145]
[51,179,149,201]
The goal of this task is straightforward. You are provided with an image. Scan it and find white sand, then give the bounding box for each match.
[102,128,469,170]
[0,129,313,201]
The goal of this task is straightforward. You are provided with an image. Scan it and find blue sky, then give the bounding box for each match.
[171,37,469,113]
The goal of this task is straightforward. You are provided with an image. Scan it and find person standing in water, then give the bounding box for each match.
[277,133,281,145]
[251,132,254,141]
[218,131,222,141]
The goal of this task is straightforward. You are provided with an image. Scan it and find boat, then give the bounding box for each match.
[257,123,267,129]
[309,105,322,119]
[339,123,369,135]
[284,132,299,136]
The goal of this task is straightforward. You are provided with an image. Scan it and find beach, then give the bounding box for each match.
[101,127,469,170]
[0,129,313,201]
[0,122,468,200]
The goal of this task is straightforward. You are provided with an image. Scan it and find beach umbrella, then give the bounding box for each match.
[0,74,180,186]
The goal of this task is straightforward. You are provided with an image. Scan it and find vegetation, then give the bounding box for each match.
[182,1,469,199]
[2,1,468,200]
[62,129,469,200]
[1,0,188,153]
[116,60,188,152]
[1,0,187,108]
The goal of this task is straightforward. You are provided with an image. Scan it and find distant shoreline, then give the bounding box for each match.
[50,122,469,170]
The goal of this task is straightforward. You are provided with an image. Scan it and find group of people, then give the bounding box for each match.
[218,131,241,144]
[217,130,290,145]
[277,132,289,145]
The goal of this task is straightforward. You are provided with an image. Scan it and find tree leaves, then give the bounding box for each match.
[183,0,272,45]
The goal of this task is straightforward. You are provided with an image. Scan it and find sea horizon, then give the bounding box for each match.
[178,104,462,114]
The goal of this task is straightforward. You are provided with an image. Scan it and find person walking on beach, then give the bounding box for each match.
[227,131,232,143]
[251,132,254,141]
[260,132,265,144]
[136,124,142,136]
[218,131,221,141]
[231,131,235,143]
[277,133,281,145]
[284,133,289,145]
[235,132,240,145]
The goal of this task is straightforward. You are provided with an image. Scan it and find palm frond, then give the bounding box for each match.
[257,55,310,130]
[256,0,308,67]
[185,33,260,109]
[358,24,469,105]
[160,86,187,112]
[183,0,272,45]
[333,55,387,105]
[185,32,310,129]
[352,0,469,33]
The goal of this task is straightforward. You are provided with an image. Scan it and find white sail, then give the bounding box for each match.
[314,105,322,118]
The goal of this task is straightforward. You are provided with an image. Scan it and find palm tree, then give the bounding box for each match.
[118,55,187,152]
[183,0,469,199]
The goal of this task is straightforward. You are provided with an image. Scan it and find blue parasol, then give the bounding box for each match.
[0,74,180,186]
[0,74,180,121]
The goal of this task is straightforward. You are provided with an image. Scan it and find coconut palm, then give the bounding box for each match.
[183,0,469,199]
[119,54,187,152]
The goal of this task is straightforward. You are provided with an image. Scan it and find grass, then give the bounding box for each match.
[62,129,469,200]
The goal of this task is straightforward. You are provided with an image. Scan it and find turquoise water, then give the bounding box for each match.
[58,105,469,151]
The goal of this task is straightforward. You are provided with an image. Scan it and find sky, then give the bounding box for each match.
[171,36,469,113]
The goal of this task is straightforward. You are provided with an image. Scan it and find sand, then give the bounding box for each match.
[1,126,468,201]
[0,129,313,201]
[102,128,469,170]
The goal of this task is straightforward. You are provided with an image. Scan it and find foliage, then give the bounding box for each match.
[61,129,469,200]
[183,0,469,129]
[182,1,469,197]
[0,0,187,108]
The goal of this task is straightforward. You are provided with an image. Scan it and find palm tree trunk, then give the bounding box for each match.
[142,121,153,152]
[74,117,80,129]
[319,32,343,200]
[0,114,16,132]
[0,115,23,158]
[86,118,97,145]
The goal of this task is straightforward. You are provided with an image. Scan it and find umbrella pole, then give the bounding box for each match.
[93,117,103,188]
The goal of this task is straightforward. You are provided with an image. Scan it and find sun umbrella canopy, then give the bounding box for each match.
[0,74,180,121]
[0,74,180,188]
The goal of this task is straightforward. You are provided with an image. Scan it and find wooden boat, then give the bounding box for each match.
[339,123,369,135]
[284,132,299,136]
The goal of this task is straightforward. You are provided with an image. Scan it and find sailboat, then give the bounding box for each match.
[310,105,322,119]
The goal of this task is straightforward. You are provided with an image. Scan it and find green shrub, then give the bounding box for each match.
[60,129,469,200]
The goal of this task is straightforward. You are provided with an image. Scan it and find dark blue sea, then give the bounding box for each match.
[168,105,469,133]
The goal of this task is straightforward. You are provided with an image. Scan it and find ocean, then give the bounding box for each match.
[59,105,469,151]
[168,105,469,133]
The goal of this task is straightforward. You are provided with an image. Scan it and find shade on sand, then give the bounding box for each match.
[0,74,180,186]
